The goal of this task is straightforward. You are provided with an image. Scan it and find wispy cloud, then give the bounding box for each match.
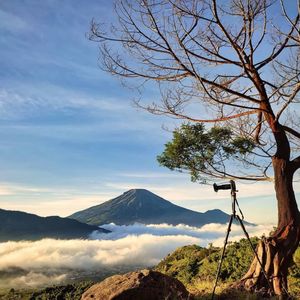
[0,181,114,217]
[0,183,49,196]
[0,8,29,33]
[0,87,129,117]
[0,86,169,145]
[105,179,300,202]
[118,172,183,179]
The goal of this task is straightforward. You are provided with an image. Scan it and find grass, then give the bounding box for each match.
[186,280,291,300]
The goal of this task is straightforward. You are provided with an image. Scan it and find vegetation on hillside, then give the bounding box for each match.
[0,282,93,300]
[156,239,300,299]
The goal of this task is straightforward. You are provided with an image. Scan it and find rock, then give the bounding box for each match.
[81,269,192,300]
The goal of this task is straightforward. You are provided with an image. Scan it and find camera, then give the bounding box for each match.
[213,180,236,192]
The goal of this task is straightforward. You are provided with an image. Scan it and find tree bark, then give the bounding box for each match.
[238,157,300,297]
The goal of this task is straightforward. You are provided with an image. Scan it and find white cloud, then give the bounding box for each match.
[2,272,67,289]
[0,235,197,271]
[0,222,273,288]
[91,222,274,247]
[0,183,49,196]
[103,180,274,206]
[0,9,29,33]
[118,172,183,179]
[0,181,115,216]
[0,88,128,116]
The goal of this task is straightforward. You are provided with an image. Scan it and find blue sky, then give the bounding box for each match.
[0,0,299,224]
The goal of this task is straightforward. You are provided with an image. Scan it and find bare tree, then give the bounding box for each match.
[90,0,300,296]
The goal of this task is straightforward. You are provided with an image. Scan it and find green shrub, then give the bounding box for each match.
[156,238,260,285]
[156,237,300,298]
[156,245,209,285]
[28,281,93,300]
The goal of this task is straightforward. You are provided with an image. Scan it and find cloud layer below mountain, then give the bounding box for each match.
[0,222,273,288]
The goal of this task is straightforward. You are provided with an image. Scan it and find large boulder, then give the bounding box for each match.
[81,269,191,300]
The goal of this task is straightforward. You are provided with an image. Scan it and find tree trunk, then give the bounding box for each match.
[238,157,300,297]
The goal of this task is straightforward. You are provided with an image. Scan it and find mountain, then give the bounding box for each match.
[69,189,238,227]
[0,208,110,242]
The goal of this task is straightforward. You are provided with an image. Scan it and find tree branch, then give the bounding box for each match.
[282,125,300,140]
[276,83,300,121]
[149,108,261,123]
[292,155,300,171]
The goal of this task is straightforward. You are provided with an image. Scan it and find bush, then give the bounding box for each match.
[156,237,300,298]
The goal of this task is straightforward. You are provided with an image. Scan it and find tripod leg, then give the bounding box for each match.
[211,215,234,300]
[236,215,272,291]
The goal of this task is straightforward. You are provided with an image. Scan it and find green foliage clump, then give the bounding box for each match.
[157,123,255,182]
[155,245,210,285]
[287,247,300,297]
[294,247,300,268]
[0,288,33,300]
[0,283,93,300]
[29,281,93,300]
[200,238,259,282]
[0,281,101,300]
[156,238,259,286]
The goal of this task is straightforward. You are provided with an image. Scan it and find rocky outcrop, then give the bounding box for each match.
[81,269,191,300]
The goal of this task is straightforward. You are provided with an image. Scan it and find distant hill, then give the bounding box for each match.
[69,189,239,227]
[0,208,109,242]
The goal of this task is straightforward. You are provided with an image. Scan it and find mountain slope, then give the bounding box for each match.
[69,189,236,226]
[0,208,109,242]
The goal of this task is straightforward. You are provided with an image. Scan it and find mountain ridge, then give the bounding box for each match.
[0,208,109,242]
[69,188,242,227]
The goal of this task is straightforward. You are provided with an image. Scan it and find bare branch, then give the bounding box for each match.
[276,83,300,121]
[92,0,300,181]
[282,125,300,140]
[292,155,300,171]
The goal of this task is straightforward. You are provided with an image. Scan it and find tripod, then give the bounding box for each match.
[211,180,271,300]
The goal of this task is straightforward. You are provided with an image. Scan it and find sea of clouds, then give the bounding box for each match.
[0,222,273,288]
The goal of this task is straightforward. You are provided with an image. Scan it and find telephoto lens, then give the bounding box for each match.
[213,183,232,192]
